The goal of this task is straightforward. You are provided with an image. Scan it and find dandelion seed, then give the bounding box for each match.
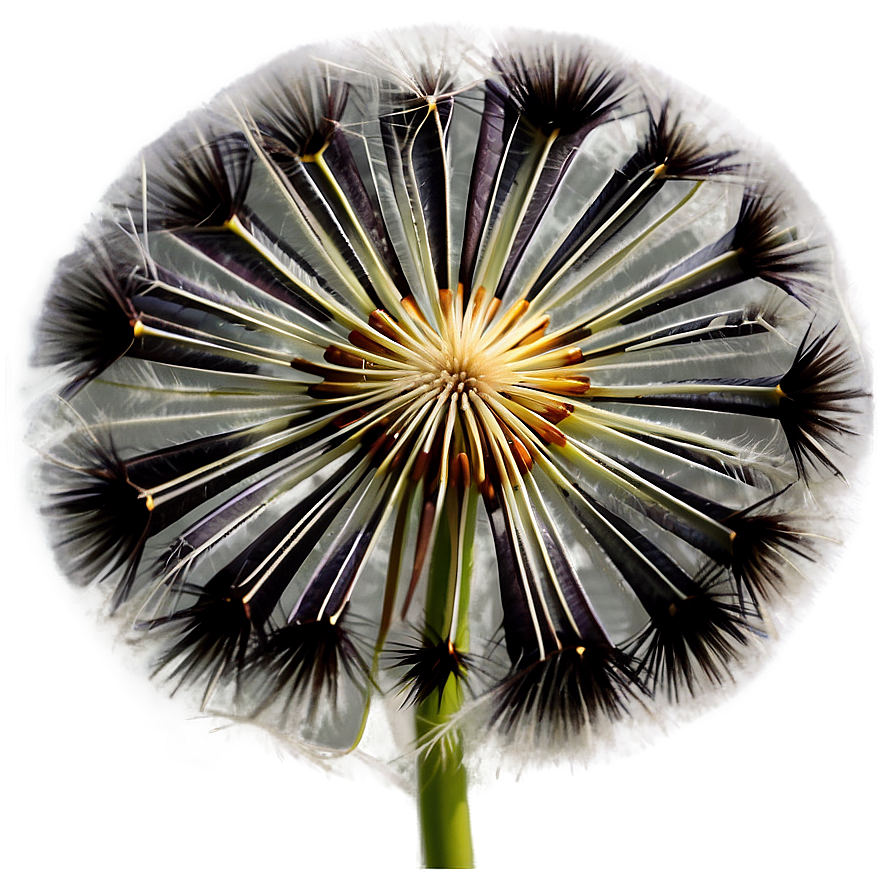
[32,30,869,868]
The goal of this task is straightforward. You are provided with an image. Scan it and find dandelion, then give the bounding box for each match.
[32,29,869,868]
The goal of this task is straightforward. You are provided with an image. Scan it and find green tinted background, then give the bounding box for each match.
[2,2,894,893]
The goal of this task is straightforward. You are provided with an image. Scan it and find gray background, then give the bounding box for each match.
[4,1,890,889]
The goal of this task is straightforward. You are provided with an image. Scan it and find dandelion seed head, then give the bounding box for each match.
[32,29,869,761]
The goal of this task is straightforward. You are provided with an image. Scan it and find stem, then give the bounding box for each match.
[415,496,477,869]
[416,682,474,869]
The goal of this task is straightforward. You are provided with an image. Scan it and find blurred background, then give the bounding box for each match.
[3,2,891,890]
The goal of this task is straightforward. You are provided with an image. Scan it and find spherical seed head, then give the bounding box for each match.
[32,29,869,759]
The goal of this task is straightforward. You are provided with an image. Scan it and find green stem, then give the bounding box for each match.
[416,682,474,868]
[415,495,477,869]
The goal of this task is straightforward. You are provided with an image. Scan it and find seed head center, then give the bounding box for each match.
[429,336,510,397]
[438,365,478,395]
